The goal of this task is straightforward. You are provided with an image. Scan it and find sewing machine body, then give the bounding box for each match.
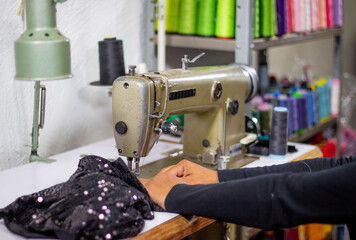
[112,65,257,169]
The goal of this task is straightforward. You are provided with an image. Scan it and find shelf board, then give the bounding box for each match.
[154,27,342,52]
[253,27,342,50]
[288,117,337,143]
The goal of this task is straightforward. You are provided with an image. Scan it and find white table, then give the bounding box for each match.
[0,135,318,239]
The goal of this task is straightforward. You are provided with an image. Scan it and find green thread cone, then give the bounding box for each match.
[155,0,180,33]
[178,0,198,35]
[197,0,217,36]
[254,0,260,38]
[215,0,236,38]
[166,0,180,33]
[261,0,276,37]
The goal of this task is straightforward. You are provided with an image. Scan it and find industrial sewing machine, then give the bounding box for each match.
[112,63,258,175]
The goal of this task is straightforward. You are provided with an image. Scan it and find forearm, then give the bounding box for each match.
[218,156,356,182]
[166,161,356,229]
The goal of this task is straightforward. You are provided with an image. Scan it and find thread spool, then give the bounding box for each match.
[300,0,306,32]
[98,38,125,85]
[288,96,299,133]
[305,91,314,127]
[287,0,294,32]
[166,0,181,33]
[313,88,320,122]
[304,0,311,32]
[326,78,332,117]
[154,0,180,33]
[319,0,327,29]
[293,0,301,32]
[294,92,308,132]
[331,78,340,117]
[254,0,260,38]
[277,94,289,108]
[259,65,269,94]
[333,0,342,26]
[261,0,275,37]
[316,79,328,120]
[215,0,235,39]
[264,93,277,106]
[258,102,272,135]
[269,106,289,158]
[178,0,198,35]
[251,95,264,106]
[326,0,333,27]
[276,0,287,35]
[197,0,217,36]
[311,0,319,31]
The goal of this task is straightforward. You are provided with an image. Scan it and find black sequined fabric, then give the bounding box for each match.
[0,155,163,240]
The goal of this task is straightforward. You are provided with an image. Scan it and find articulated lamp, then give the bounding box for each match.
[15,0,71,162]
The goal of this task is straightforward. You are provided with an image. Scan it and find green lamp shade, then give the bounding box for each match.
[14,0,72,81]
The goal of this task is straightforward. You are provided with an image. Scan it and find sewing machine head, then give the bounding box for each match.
[112,65,258,174]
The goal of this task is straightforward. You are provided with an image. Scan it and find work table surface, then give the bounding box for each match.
[0,135,322,239]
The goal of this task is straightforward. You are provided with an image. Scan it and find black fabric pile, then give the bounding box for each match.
[0,155,163,240]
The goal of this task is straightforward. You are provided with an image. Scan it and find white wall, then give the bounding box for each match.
[0,0,152,170]
[268,38,334,80]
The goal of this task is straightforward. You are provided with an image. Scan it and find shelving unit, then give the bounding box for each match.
[153,27,342,144]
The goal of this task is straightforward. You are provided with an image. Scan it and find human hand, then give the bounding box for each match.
[140,165,187,209]
[161,160,219,185]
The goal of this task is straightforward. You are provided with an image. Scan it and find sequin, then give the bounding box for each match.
[104,164,109,168]
[0,156,163,239]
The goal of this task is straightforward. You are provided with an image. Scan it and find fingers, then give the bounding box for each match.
[159,164,186,177]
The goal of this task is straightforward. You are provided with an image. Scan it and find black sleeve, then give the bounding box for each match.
[165,160,356,230]
[218,156,356,182]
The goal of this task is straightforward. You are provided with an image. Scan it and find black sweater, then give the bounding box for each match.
[165,156,356,239]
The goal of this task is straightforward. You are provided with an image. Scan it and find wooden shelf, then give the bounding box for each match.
[154,27,342,52]
[288,117,338,143]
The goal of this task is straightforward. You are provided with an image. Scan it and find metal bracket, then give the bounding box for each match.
[235,0,254,66]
